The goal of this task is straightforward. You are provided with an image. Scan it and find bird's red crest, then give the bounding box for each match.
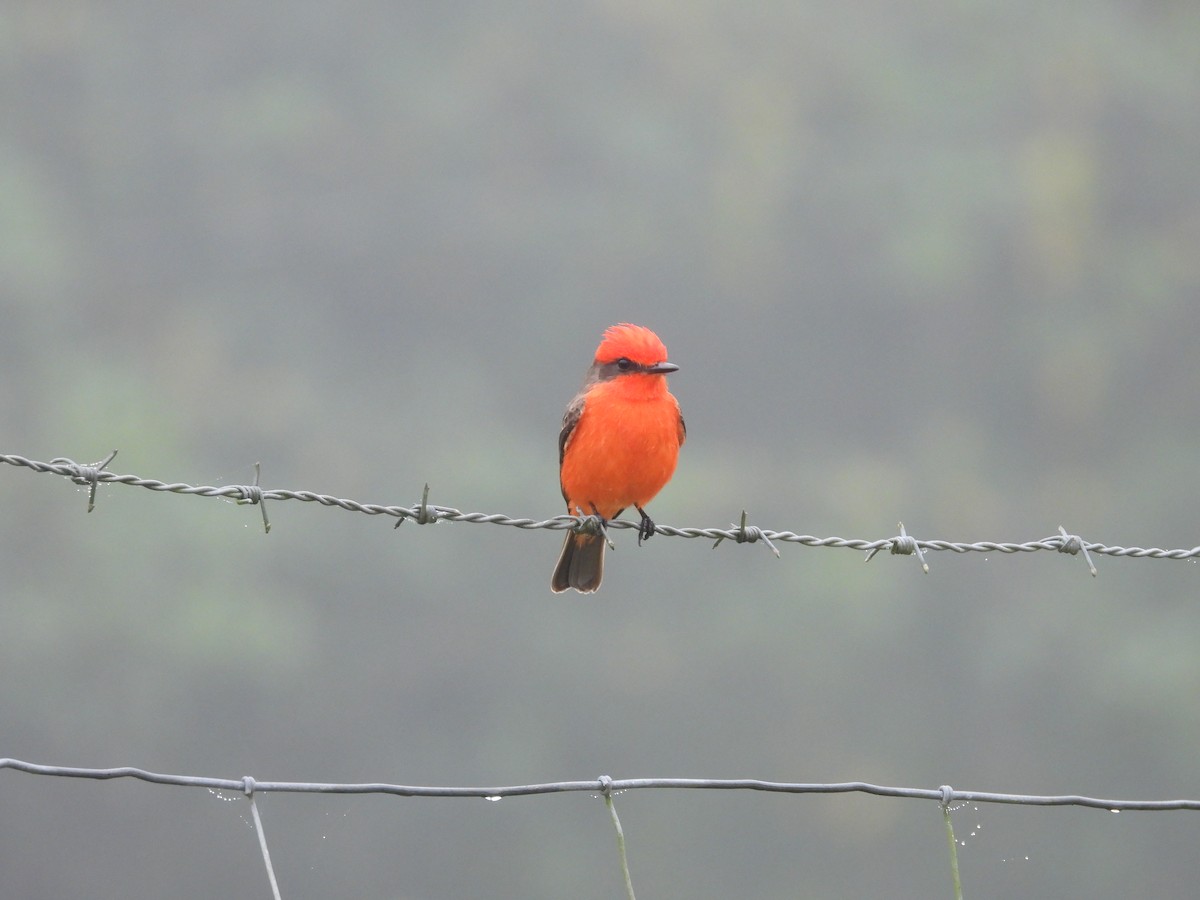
[594,323,669,366]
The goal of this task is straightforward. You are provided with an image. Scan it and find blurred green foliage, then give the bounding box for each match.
[2,1,1199,897]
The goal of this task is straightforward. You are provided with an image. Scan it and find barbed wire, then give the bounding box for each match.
[2,756,1197,810]
[6,451,1199,896]
[4,451,1200,575]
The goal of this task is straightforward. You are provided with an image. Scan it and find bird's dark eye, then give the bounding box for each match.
[616,358,633,371]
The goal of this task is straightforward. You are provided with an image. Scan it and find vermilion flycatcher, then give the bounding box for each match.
[551,323,685,593]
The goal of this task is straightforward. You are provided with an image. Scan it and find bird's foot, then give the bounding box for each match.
[634,505,656,546]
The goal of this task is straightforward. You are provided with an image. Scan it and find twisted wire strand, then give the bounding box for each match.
[3,453,1199,565]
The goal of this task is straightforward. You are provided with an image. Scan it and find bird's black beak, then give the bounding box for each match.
[646,362,679,374]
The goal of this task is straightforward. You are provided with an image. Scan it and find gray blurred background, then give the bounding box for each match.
[2,2,1199,898]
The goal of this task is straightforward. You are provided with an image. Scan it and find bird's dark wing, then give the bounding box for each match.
[558,392,587,502]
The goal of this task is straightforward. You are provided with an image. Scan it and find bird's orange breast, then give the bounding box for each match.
[559,377,683,519]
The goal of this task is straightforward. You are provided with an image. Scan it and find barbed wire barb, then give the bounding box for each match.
[52,449,118,513]
[866,521,929,573]
[395,483,439,528]
[711,509,780,557]
[4,452,1200,567]
[564,510,616,551]
[232,461,271,533]
[415,482,438,525]
[1055,525,1097,576]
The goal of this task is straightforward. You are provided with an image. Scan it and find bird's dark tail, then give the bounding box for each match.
[551,531,605,593]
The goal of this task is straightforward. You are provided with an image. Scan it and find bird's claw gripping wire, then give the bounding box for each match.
[634,505,656,546]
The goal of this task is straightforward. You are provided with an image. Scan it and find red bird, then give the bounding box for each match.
[551,324,686,593]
